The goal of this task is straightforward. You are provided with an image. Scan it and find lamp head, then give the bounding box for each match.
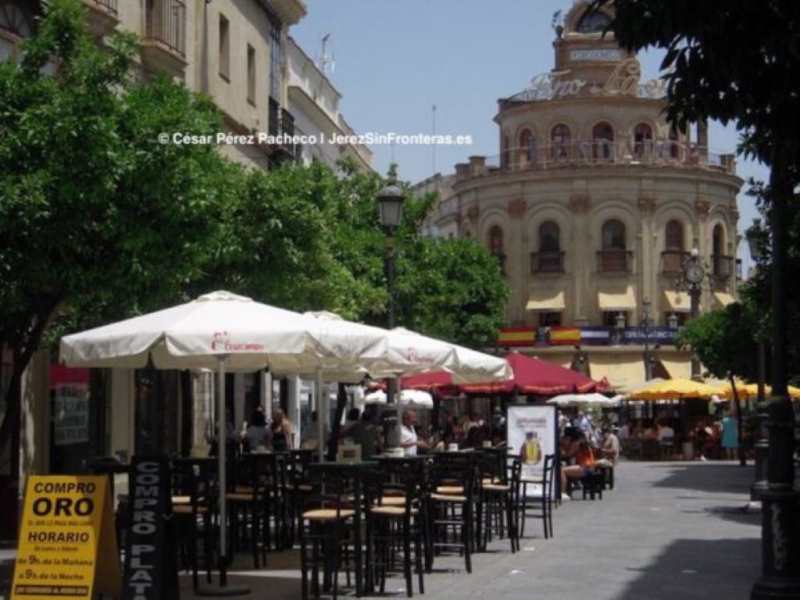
[377,172,405,230]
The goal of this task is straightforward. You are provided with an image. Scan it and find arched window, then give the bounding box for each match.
[600,219,627,272]
[536,221,562,273]
[665,220,684,250]
[633,123,653,159]
[519,129,536,164]
[602,219,626,250]
[489,225,506,273]
[539,221,560,252]
[592,122,615,160]
[551,124,571,161]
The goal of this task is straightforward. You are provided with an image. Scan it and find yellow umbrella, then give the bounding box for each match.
[626,378,722,401]
[720,383,800,400]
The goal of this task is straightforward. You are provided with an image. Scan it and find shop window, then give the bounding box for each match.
[135,368,180,457]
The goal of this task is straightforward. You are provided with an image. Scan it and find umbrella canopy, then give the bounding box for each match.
[300,316,512,384]
[61,291,387,378]
[716,382,800,400]
[402,351,607,396]
[626,378,721,401]
[364,389,434,409]
[546,393,623,407]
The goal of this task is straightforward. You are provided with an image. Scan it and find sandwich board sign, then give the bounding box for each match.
[122,457,178,600]
[507,404,558,495]
[11,475,121,600]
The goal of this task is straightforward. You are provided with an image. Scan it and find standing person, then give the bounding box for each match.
[400,409,429,456]
[243,408,271,452]
[721,410,739,460]
[341,405,382,457]
[271,408,294,451]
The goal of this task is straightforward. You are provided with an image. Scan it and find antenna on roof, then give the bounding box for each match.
[318,33,335,76]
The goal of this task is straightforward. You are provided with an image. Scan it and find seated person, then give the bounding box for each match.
[599,427,620,465]
[561,432,596,497]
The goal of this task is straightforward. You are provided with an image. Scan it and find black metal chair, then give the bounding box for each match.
[519,454,555,539]
[427,455,477,573]
[299,469,355,600]
[365,461,426,597]
[171,458,215,590]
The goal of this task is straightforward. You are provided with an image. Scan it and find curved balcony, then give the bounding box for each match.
[454,140,737,179]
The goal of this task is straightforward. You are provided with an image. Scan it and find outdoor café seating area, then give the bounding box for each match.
[87,438,617,600]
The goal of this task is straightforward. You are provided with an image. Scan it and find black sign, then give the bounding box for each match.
[123,457,178,600]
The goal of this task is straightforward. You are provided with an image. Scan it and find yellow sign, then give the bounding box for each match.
[12,476,121,600]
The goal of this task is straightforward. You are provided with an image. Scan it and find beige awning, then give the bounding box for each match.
[660,353,693,380]
[663,290,691,312]
[713,291,736,307]
[589,354,646,394]
[598,285,636,311]
[526,289,565,311]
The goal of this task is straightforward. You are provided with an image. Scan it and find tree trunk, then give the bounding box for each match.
[729,374,746,466]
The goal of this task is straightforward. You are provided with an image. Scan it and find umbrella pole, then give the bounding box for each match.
[197,355,249,596]
[316,369,324,462]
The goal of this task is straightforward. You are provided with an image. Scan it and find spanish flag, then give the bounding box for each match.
[497,327,536,347]
[548,326,581,345]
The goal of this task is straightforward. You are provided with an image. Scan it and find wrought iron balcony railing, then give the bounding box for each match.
[530,251,565,274]
[145,0,186,58]
[597,249,633,273]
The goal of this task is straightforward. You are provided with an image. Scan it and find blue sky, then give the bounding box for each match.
[292,0,767,272]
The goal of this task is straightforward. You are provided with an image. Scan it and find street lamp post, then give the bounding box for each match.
[376,170,405,448]
[641,298,654,382]
[746,220,769,498]
[680,246,705,381]
[750,171,800,597]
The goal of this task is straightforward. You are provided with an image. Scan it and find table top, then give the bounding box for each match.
[308,460,379,470]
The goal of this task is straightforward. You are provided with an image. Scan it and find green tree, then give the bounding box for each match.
[0,0,237,458]
[397,238,509,348]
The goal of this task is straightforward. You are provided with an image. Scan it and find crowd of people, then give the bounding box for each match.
[222,401,745,464]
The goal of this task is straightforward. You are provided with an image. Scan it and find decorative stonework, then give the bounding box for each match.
[568,193,591,214]
[507,198,527,219]
[694,199,711,220]
[638,196,657,215]
[466,205,480,224]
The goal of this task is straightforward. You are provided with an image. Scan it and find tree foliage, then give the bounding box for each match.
[676,302,760,382]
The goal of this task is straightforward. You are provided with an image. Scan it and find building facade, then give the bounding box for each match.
[287,36,373,171]
[424,1,743,390]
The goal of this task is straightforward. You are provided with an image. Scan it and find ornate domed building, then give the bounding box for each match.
[425,1,743,389]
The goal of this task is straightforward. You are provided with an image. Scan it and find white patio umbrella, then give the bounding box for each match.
[61,291,511,579]
[364,388,435,409]
[546,392,623,407]
[60,291,394,582]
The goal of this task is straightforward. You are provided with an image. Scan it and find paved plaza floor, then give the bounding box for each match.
[182,460,762,600]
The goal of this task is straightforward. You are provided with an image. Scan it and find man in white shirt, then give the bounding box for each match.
[400,409,428,456]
